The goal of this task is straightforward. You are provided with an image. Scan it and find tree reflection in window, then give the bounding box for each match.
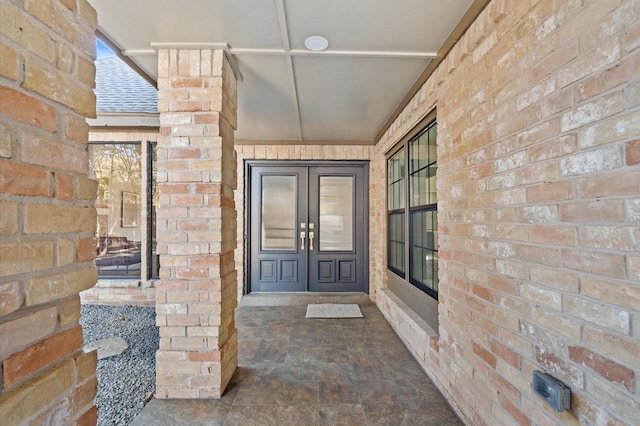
[89,143,142,277]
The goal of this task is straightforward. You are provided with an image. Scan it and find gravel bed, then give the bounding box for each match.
[80,305,159,426]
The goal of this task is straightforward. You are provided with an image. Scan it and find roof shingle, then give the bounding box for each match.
[95,56,158,114]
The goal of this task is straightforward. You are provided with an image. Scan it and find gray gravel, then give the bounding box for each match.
[81,305,159,426]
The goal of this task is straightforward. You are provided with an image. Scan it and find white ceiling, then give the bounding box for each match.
[89,0,475,143]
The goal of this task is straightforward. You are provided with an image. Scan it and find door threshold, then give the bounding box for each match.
[240,292,371,307]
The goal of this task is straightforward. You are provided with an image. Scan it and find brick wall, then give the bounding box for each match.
[0,0,98,424]
[155,48,239,398]
[234,144,374,299]
[374,0,640,424]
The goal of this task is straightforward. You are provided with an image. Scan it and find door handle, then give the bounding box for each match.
[300,231,306,250]
[309,231,314,251]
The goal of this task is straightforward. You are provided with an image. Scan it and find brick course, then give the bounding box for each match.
[0,0,97,423]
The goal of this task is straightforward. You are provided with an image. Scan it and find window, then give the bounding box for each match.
[409,122,438,296]
[89,142,159,278]
[387,120,438,299]
[387,148,405,277]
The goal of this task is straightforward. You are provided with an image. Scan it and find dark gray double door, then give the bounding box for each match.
[248,162,368,293]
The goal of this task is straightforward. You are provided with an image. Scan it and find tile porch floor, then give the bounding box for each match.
[131,293,463,425]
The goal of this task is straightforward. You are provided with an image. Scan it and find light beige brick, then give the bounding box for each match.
[76,177,98,200]
[580,226,640,252]
[0,360,74,425]
[21,132,88,174]
[0,281,24,317]
[26,267,97,306]
[588,377,640,425]
[58,296,81,326]
[76,0,98,31]
[0,2,56,63]
[57,238,74,266]
[520,283,562,311]
[57,43,73,73]
[578,110,640,149]
[22,57,96,118]
[75,54,96,88]
[628,256,640,281]
[0,122,11,158]
[0,200,18,234]
[0,240,53,277]
[562,249,626,279]
[560,92,625,132]
[0,40,20,80]
[0,307,57,358]
[532,306,582,342]
[557,38,621,89]
[24,204,96,234]
[565,296,630,334]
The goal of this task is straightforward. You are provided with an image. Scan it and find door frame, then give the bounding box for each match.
[244,160,370,295]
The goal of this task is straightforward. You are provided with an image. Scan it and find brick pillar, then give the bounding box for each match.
[0,0,98,424]
[155,48,238,398]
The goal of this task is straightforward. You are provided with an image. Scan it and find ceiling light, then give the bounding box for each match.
[304,36,329,51]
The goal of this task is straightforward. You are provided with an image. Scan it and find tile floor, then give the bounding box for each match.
[131,294,463,425]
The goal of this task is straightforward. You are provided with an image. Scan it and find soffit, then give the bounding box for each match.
[88,0,475,143]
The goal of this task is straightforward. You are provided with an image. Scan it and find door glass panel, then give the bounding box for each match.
[261,175,296,250]
[319,176,353,251]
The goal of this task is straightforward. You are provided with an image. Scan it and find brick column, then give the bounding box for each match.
[0,0,98,423]
[155,48,238,398]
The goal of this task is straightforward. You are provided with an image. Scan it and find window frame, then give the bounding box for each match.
[147,141,160,279]
[386,114,438,300]
[89,140,159,280]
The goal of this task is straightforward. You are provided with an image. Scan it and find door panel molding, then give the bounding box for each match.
[280,259,298,281]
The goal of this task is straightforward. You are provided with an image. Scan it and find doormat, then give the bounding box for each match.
[305,303,363,318]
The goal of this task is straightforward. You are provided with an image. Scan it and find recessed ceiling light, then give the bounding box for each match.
[304,36,329,51]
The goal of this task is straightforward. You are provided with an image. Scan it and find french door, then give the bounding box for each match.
[248,162,368,293]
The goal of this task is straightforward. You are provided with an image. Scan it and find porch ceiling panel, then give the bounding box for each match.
[88,0,475,143]
[91,0,283,51]
[284,0,473,52]
[235,55,301,141]
[294,56,428,141]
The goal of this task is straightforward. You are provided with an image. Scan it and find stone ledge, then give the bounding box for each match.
[80,285,156,307]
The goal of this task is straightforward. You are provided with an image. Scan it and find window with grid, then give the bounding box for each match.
[387,120,438,299]
[409,122,438,297]
[387,148,405,277]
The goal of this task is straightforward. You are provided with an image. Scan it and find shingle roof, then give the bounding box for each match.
[95,56,158,114]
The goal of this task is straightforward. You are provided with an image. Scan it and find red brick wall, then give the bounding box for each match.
[0,0,98,424]
[374,0,640,424]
